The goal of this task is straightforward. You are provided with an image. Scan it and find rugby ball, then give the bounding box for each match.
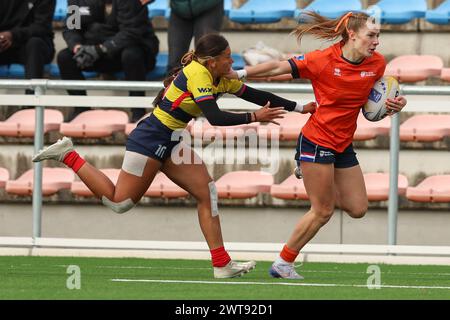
[362,76,400,122]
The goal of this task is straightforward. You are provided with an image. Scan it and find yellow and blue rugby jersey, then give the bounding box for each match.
[153,60,246,130]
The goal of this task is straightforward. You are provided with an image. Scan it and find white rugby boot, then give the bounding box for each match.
[32,136,73,162]
[269,258,304,280]
[213,260,256,279]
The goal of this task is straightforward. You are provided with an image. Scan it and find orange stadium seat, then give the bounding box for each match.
[385,55,443,82]
[441,68,450,82]
[406,175,450,203]
[125,122,137,136]
[0,109,63,137]
[258,112,309,141]
[0,167,9,189]
[216,171,273,199]
[189,118,258,140]
[71,169,120,197]
[354,113,391,141]
[364,173,409,201]
[59,110,129,138]
[5,168,74,196]
[145,172,189,198]
[400,114,450,142]
[270,174,308,200]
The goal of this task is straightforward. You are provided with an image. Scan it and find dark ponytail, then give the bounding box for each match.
[152,33,229,107]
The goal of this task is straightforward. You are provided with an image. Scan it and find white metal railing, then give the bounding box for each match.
[1,79,450,247]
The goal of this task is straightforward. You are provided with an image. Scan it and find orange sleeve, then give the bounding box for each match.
[288,50,323,80]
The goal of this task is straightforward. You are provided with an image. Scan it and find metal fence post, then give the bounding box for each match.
[31,81,47,240]
[387,109,401,246]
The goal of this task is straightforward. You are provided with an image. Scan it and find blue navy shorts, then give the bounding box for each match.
[126,114,181,163]
[295,134,359,169]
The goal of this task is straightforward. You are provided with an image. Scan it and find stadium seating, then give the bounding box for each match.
[125,122,137,136]
[0,167,9,189]
[146,53,168,80]
[354,113,391,141]
[0,109,64,137]
[0,65,8,77]
[367,0,427,24]
[215,171,273,199]
[406,175,450,202]
[425,0,450,24]
[72,169,189,199]
[147,0,169,19]
[116,53,244,80]
[296,0,362,20]
[59,109,129,138]
[6,64,52,79]
[270,174,308,200]
[399,114,450,142]
[71,169,119,197]
[228,0,296,24]
[144,172,189,198]
[385,55,443,82]
[189,118,258,140]
[54,0,67,21]
[5,168,74,196]
[257,112,309,141]
[231,53,246,70]
[224,0,233,17]
[47,63,99,79]
[364,173,408,201]
[271,172,408,202]
[441,68,450,82]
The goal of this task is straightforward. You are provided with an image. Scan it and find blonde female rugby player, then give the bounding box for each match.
[229,12,407,279]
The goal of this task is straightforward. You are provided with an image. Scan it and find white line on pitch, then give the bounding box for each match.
[110,279,450,290]
[52,264,450,276]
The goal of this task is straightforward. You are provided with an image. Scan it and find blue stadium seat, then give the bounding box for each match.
[8,64,26,78]
[146,52,169,80]
[54,0,67,21]
[367,0,427,24]
[148,0,169,19]
[114,53,167,80]
[425,0,450,25]
[228,0,296,24]
[47,63,99,79]
[296,0,362,20]
[224,0,232,17]
[0,65,8,77]
[231,53,245,69]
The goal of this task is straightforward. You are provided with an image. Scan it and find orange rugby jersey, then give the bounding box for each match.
[288,41,386,152]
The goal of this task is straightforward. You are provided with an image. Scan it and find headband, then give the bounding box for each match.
[334,12,353,32]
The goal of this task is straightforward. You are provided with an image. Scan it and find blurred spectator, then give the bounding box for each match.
[141,0,224,75]
[165,0,224,74]
[0,0,56,93]
[58,0,159,122]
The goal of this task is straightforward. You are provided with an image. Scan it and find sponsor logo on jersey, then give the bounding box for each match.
[198,87,212,93]
[361,71,377,78]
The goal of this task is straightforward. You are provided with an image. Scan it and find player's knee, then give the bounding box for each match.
[101,196,135,214]
[346,205,368,219]
[313,205,335,225]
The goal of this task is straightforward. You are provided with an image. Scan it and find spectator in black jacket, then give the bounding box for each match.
[58,0,159,122]
[0,0,56,93]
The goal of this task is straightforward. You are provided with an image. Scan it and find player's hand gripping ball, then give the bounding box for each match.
[363,76,400,122]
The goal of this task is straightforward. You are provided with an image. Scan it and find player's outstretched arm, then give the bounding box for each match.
[226,60,292,80]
